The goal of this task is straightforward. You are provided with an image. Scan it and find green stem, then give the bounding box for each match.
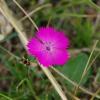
[88,0,100,11]
[16,78,39,100]
[26,78,39,100]
[0,93,13,100]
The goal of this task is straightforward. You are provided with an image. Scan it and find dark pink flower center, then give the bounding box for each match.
[46,46,51,51]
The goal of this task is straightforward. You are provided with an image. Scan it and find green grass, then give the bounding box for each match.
[0,0,100,99]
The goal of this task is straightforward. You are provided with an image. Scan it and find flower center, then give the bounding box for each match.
[46,46,51,51]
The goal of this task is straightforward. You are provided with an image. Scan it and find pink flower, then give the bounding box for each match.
[27,27,70,67]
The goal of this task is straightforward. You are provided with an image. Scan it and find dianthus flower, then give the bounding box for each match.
[27,27,70,67]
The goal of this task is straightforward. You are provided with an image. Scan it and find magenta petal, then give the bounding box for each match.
[52,50,70,65]
[36,27,55,42]
[54,32,69,48]
[37,51,53,67]
[37,27,69,48]
[27,27,70,67]
[27,38,44,56]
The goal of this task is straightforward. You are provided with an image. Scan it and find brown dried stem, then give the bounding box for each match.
[0,0,67,99]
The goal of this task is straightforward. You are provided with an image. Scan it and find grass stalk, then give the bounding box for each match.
[74,40,99,95]
[0,93,13,100]
[1,45,100,99]
[51,67,100,99]
[0,0,68,99]
[20,3,51,22]
[90,88,100,100]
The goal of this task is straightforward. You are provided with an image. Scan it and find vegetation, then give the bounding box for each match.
[0,0,100,100]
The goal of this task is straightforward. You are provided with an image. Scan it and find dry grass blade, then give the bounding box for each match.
[13,0,38,30]
[65,89,80,100]
[0,0,68,99]
[0,0,28,49]
[86,52,100,73]
[92,13,100,34]
[46,16,52,27]
[20,3,51,22]
[74,40,99,95]
[90,88,100,100]
[0,45,19,60]
[51,67,100,99]
[39,63,67,100]
[1,44,100,99]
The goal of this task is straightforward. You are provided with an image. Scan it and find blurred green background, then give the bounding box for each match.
[0,0,100,100]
